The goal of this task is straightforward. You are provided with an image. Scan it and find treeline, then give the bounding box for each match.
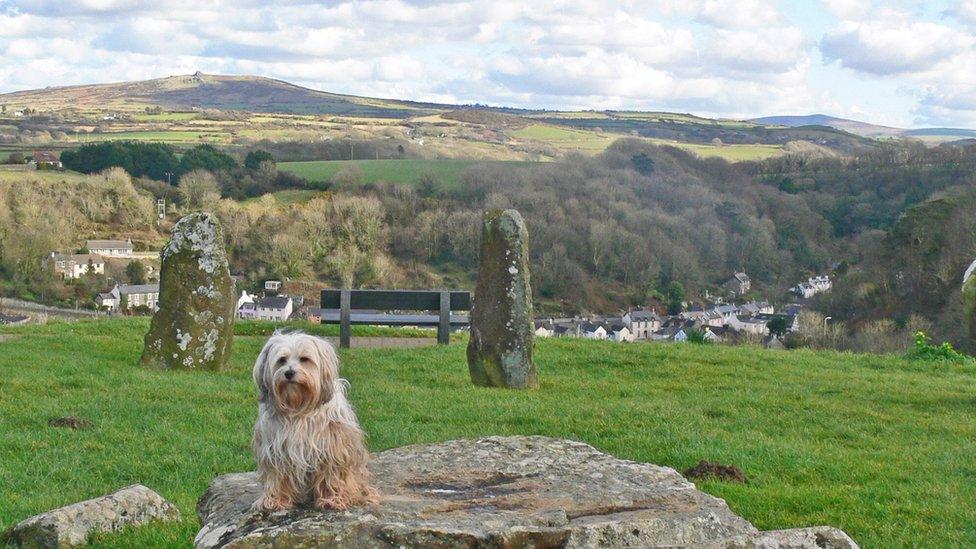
[210,140,838,313]
[750,141,976,237]
[60,142,307,200]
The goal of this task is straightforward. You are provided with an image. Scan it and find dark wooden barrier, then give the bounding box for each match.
[320,289,471,348]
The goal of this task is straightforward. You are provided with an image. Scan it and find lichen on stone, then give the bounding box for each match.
[467,209,537,389]
[141,213,236,372]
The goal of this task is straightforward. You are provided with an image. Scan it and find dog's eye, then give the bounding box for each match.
[276,356,287,365]
[299,356,311,364]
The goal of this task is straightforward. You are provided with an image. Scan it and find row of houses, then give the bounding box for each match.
[791,275,832,299]
[97,284,160,311]
[534,300,794,344]
[50,239,138,280]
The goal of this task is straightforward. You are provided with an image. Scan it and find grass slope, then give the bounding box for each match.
[278,159,538,189]
[0,319,974,547]
[513,123,785,161]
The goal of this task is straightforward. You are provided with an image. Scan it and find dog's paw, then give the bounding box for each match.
[362,487,381,505]
[252,494,293,512]
[314,496,350,510]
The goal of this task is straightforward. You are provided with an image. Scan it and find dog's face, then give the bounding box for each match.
[254,333,339,415]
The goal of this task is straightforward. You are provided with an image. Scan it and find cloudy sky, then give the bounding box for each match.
[1,0,975,128]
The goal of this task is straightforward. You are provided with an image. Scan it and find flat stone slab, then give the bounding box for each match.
[4,484,180,548]
[195,436,857,548]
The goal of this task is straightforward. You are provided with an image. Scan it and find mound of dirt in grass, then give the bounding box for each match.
[195,436,857,548]
[48,416,94,430]
[683,460,748,483]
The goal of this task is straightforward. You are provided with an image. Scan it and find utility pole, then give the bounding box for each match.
[823,316,832,338]
[164,171,173,186]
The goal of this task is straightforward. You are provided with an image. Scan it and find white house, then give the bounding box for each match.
[607,323,635,342]
[87,239,134,257]
[240,296,293,321]
[237,290,256,314]
[712,304,741,325]
[534,320,555,338]
[97,284,160,312]
[580,322,607,340]
[624,310,662,339]
[50,253,105,280]
[792,275,832,298]
[264,280,283,292]
[728,315,769,335]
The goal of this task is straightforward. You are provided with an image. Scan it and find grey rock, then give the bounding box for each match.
[963,258,976,342]
[3,484,180,548]
[738,526,859,548]
[467,209,537,389]
[141,212,236,371]
[194,436,858,548]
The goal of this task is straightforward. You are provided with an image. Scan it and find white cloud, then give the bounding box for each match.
[821,18,972,75]
[822,0,871,20]
[695,0,784,29]
[2,0,974,126]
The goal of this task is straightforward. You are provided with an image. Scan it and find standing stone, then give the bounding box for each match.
[141,213,235,371]
[964,258,976,342]
[467,209,537,388]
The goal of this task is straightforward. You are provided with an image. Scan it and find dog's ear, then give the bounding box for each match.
[311,336,339,406]
[253,338,273,403]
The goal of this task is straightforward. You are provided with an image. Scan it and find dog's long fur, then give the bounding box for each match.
[252,332,378,511]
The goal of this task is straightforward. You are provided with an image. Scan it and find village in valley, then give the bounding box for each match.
[34,234,835,348]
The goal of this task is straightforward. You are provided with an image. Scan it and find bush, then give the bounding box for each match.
[783,332,810,349]
[687,329,710,345]
[245,150,275,171]
[904,332,971,363]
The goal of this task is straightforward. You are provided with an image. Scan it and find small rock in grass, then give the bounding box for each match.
[48,416,94,430]
[3,484,180,548]
[683,459,748,483]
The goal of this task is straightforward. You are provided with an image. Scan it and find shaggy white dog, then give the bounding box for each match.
[251,332,378,510]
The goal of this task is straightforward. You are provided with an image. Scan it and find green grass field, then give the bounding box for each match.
[0,169,88,184]
[78,131,230,143]
[278,159,538,189]
[0,319,974,546]
[129,113,199,122]
[513,123,785,161]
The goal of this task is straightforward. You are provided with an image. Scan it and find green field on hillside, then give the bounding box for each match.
[0,169,88,184]
[513,123,785,161]
[78,131,230,143]
[278,159,538,189]
[129,112,200,122]
[512,124,619,151]
[0,319,973,546]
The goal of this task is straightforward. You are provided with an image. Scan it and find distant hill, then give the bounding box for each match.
[6,73,961,153]
[749,114,903,137]
[751,113,976,142]
[0,73,449,118]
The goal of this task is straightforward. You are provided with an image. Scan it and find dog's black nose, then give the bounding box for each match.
[284,370,295,380]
